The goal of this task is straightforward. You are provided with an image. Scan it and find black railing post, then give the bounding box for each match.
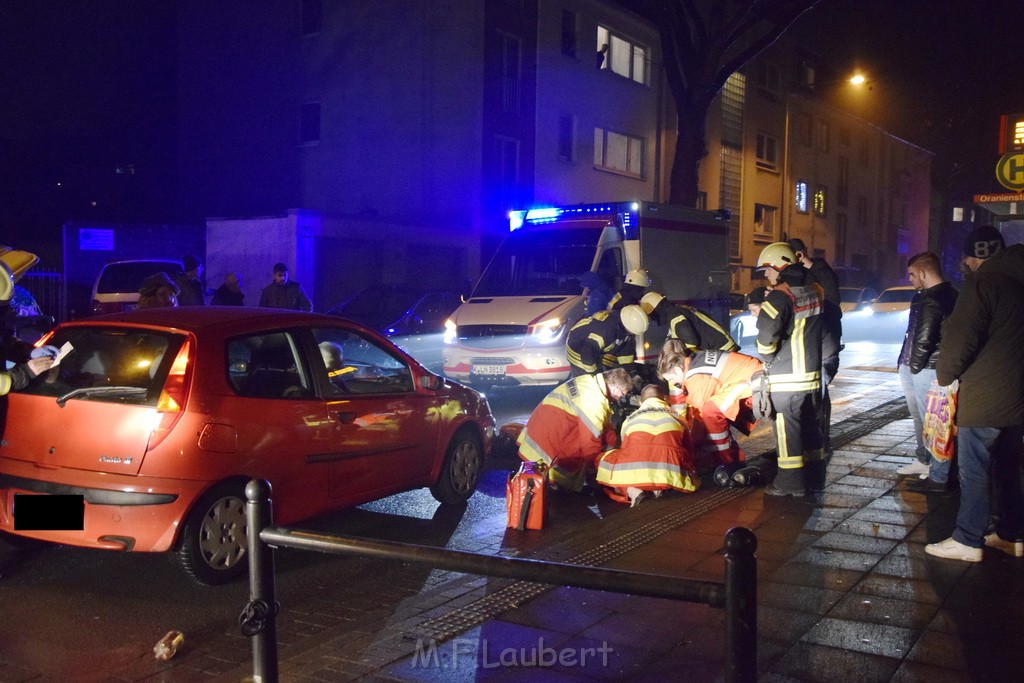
[245,479,279,683]
[723,526,758,683]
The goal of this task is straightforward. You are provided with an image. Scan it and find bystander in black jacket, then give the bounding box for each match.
[897,281,958,373]
[937,244,1024,427]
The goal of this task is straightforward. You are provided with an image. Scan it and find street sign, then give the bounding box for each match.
[995,153,1024,192]
[974,192,1024,203]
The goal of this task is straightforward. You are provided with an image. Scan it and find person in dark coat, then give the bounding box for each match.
[259,263,312,311]
[211,273,245,306]
[895,252,958,490]
[174,255,205,306]
[926,226,1024,562]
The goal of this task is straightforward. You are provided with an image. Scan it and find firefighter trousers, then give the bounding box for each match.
[771,389,826,490]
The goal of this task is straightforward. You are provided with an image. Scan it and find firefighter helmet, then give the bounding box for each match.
[0,245,39,303]
[619,304,649,335]
[624,268,652,287]
[639,291,664,315]
[756,242,798,271]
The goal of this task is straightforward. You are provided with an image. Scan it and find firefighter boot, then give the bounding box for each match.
[764,467,806,497]
[804,459,827,492]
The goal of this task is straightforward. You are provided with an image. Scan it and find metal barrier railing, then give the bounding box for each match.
[241,479,758,683]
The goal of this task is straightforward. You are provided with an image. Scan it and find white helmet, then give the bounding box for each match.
[756,242,798,271]
[619,304,649,335]
[639,291,664,315]
[625,268,652,287]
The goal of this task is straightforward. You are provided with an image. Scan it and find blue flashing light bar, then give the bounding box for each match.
[509,201,642,234]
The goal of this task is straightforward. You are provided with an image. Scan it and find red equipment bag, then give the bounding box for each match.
[506,463,547,530]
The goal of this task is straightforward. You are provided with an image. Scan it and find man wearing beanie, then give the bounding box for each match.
[926,226,1024,561]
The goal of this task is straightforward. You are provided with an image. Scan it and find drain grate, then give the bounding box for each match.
[411,397,911,642]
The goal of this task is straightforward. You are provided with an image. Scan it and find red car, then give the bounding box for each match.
[0,307,495,583]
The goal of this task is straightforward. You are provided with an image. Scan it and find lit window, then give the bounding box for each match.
[753,204,776,237]
[596,25,648,85]
[814,186,827,217]
[594,127,643,177]
[756,133,778,170]
[795,181,808,213]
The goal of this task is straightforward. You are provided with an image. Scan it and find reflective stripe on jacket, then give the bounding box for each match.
[683,350,763,420]
[596,397,698,493]
[755,281,823,393]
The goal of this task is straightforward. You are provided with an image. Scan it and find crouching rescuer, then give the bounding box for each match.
[596,383,700,506]
[517,368,633,491]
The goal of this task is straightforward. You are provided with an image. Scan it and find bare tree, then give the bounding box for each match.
[630,0,821,205]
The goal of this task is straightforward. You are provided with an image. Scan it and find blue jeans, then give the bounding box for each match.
[952,425,1024,548]
[898,364,950,483]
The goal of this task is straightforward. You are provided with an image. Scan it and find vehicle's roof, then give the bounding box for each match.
[75,306,349,333]
[880,285,915,290]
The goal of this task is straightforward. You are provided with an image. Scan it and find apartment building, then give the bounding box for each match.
[176,1,929,305]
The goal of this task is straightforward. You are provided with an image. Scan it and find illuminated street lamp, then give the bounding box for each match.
[849,72,867,86]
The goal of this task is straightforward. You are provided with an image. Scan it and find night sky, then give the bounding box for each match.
[1,0,1020,266]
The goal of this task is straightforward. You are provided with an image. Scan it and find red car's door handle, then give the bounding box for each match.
[333,411,356,424]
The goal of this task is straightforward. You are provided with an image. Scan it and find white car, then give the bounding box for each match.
[839,286,879,314]
[869,286,917,313]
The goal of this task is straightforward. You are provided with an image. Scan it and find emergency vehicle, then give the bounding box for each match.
[442,201,731,389]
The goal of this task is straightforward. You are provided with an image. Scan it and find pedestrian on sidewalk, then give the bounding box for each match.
[517,367,632,492]
[211,272,245,306]
[926,226,1024,562]
[596,383,699,506]
[894,251,958,490]
[174,255,205,306]
[751,242,827,496]
[259,262,312,311]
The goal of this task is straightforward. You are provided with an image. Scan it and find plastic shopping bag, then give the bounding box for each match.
[922,380,958,462]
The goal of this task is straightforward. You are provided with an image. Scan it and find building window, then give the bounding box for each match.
[836,213,847,264]
[720,73,745,149]
[495,135,520,211]
[561,10,577,57]
[300,102,320,144]
[594,127,643,177]
[795,180,808,213]
[499,32,521,114]
[858,138,871,166]
[814,185,827,217]
[753,204,776,239]
[558,115,575,161]
[756,132,778,170]
[797,113,812,147]
[757,63,780,97]
[596,25,648,85]
[301,0,322,35]
[816,120,830,152]
[952,206,964,222]
[837,156,849,207]
[856,195,868,226]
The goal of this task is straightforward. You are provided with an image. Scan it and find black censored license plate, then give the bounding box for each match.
[13,493,85,531]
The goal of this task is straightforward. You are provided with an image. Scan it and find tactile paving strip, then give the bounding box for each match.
[410,397,912,642]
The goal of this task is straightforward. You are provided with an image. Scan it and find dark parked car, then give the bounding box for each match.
[328,285,462,373]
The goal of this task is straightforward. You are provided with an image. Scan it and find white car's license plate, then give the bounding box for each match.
[471,364,506,376]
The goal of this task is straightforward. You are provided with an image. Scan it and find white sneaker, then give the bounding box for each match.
[897,460,929,478]
[925,537,983,562]
[984,533,1024,558]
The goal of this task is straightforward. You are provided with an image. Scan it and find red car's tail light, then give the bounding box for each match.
[147,339,193,451]
[33,330,55,349]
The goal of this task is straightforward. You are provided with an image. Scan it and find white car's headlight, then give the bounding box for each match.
[526,318,565,346]
[443,319,457,345]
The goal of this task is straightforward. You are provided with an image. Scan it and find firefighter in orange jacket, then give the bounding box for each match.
[518,368,633,491]
[658,340,762,477]
[640,292,738,352]
[596,384,700,506]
